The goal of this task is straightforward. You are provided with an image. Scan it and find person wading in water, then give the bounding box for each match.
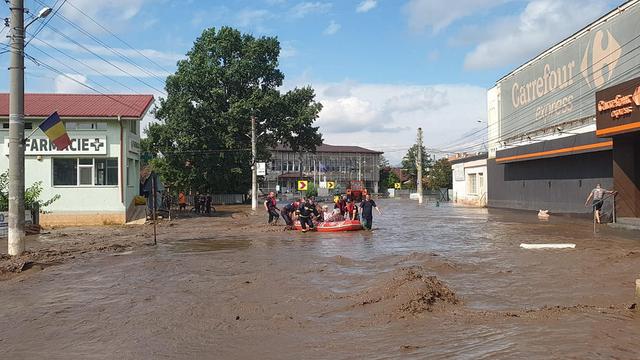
[264,192,280,225]
[584,183,614,224]
[298,198,318,232]
[359,194,381,230]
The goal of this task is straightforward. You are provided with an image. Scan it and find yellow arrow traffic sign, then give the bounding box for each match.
[327,181,336,189]
[297,180,308,191]
[394,182,401,189]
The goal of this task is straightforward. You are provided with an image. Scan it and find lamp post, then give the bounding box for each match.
[7,1,52,256]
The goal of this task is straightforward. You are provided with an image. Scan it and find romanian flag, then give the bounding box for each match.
[39,111,71,150]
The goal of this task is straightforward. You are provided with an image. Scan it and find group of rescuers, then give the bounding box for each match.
[264,192,381,232]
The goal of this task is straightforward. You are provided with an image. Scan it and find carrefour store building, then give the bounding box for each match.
[487,0,640,217]
[0,93,154,226]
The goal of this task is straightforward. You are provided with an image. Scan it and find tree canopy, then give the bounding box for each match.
[427,158,452,190]
[401,144,432,188]
[145,27,323,193]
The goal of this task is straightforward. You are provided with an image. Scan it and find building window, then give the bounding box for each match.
[129,120,138,135]
[467,174,478,195]
[53,159,77,185]
[65,122,106,131]
[2,122,31,129]
[53,158,119,186]
[95,159,118,185]
[78,158,93,185]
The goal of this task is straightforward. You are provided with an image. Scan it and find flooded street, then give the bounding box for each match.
[1,199,639,359]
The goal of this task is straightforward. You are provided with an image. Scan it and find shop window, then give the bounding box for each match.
[95,159,118,185]
[79,161,93,185]
[53,159,77,185]
[53,158,119,186]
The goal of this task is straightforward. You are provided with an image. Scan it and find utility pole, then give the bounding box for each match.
[251,116,257,212]
[416,127,423,204]
[8,0,25,256]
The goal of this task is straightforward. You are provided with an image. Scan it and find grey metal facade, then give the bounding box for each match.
[488,152,613,214]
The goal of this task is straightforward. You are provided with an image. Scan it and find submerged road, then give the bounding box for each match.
[1,199,638,359]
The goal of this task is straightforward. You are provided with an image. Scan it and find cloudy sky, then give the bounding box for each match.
[0,0,620,163]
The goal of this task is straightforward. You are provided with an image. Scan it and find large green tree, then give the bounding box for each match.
[428,158,452,190]
[145,27,323,193]
[401,144,432,188]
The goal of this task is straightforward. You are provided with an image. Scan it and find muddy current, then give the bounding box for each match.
[0,200,639,359]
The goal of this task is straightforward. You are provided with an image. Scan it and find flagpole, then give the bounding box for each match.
[24,126,38,141]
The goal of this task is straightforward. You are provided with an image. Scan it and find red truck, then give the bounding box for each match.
[346,180,368,202]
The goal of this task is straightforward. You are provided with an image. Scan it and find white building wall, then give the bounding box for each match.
[451,159,488,207]
[0,118,141,225]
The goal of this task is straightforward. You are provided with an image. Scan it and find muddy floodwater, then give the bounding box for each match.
[1,199,639,359]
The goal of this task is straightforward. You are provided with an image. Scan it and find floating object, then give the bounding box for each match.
[294,219,363,232]
[537,209,549,219]
[520,243,575,249]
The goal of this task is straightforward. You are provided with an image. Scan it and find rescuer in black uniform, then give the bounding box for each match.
[298,198,318,232]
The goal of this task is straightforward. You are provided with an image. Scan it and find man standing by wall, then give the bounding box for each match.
[585,184,614,224]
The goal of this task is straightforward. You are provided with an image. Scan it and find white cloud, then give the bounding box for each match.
[463,0,611,69]
[404,0,512,33]
[356,0,378,13]
[290,2,332,18]
[54,74,90,93]
[235,9,272,28]
[78,59,170,78]
[33,37,183,67]
[60,0,149,33]
[304,81,487,163]
[280,42,298,58]
[323,20,341,35]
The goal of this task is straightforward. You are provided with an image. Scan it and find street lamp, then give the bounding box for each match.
[7,2,52,256]
[25,7,53,29]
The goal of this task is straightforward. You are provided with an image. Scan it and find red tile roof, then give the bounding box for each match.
[0,93,154,119]
[271,143,383,154]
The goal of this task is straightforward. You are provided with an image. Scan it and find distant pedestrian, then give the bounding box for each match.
[264,192,280,225]
[359,194,381,230]
[584,183,614,224]
[194,193,201,214]
[178,191,187,212]
[205,194,212,215]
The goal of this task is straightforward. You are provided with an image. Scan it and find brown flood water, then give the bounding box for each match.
[1,199,639,359]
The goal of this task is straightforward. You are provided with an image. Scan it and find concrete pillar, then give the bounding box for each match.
[373,181,379,194]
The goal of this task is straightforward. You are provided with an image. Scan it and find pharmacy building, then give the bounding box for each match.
[0,93,154,226]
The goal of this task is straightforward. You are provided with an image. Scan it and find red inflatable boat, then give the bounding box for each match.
[294,219,363,232]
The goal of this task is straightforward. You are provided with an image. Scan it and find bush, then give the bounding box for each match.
[306,182,318,198]
[0,171,60,212]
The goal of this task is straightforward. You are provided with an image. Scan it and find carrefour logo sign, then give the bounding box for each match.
[2,136,107,156]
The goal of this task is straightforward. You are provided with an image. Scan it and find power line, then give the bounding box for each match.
[36,21,167,94]
[24,0,66,47]
[63,0,174,75]
[434,30,640,151]
[33,0,169,89]
[27,32,139,92]
[25,52,155,114]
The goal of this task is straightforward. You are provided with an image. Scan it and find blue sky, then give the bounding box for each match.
[1,0,621,163]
